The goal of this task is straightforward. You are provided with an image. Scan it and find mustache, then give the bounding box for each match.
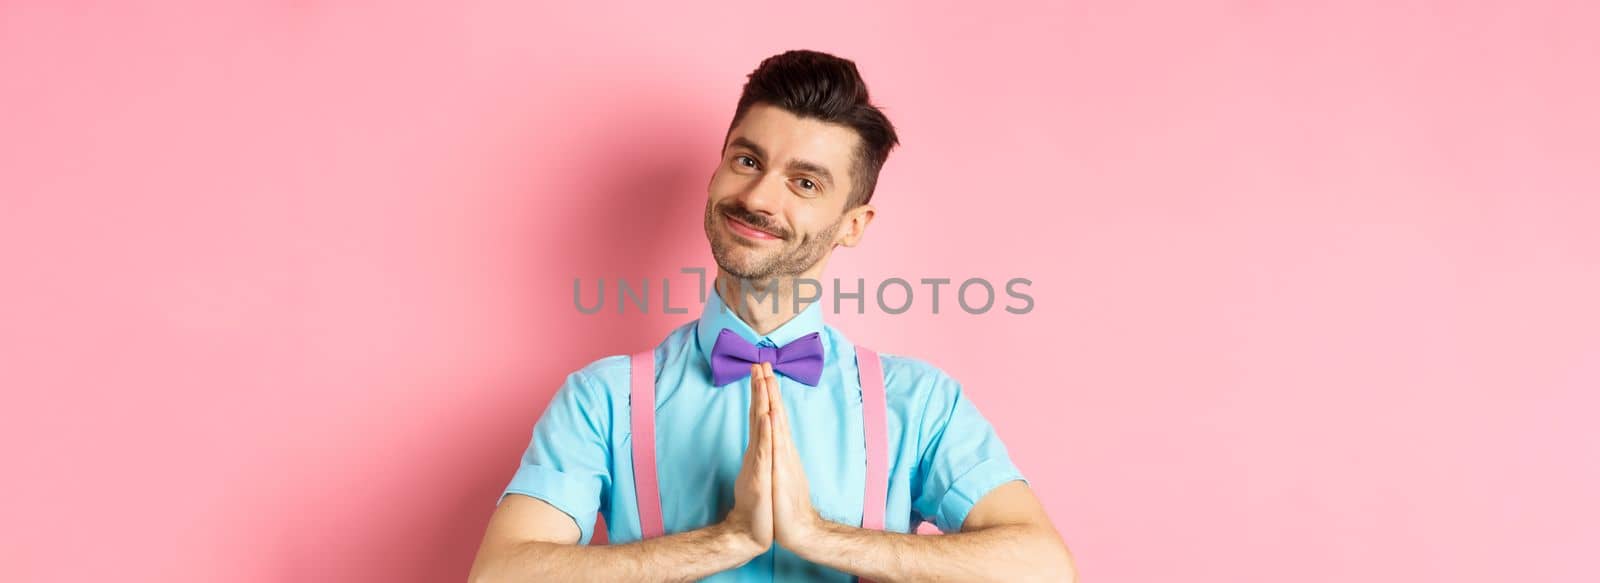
[717,203,789,239]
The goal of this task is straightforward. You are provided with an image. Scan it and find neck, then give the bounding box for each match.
[714,268,823,336]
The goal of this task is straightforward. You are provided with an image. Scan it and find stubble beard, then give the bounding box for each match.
[704,200,841,284]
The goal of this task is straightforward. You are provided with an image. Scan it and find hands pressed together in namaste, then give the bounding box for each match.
[722,362,827,556]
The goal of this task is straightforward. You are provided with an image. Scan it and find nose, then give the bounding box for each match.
[732,171,786,218]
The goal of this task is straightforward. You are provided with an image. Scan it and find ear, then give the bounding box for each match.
[834,203,876,248]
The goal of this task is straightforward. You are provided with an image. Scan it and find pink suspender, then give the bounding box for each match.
[856,345,889,532]
[630,348,665,539]
[629,345,890,540]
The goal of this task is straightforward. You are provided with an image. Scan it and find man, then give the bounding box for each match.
[469,50,1077,582]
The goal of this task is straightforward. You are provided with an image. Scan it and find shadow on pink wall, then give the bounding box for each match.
[273,102,710,581]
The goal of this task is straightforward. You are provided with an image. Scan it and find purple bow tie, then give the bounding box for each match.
[709,328,825,386]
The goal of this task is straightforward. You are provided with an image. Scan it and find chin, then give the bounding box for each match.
[713,250,774,280]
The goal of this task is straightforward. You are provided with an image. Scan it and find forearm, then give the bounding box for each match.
[793,521,1075,583]
[471,521,762,583]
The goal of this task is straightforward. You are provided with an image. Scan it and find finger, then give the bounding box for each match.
[756,365,771,420]
[763,362,778,419]
[758,404,773,470]
[761,364,772,413]
[766,411,779,495]
[761,365,778,422]
[749,364,764,423]
[766,365,788,446]
[747,365,766,463]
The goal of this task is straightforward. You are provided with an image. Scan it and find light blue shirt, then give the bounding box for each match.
[498,289,1027,581]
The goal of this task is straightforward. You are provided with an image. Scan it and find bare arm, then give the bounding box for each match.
[789,480,1077,582]
[467,494,763,583]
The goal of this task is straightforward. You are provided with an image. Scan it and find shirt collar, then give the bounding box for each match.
[695,284,826,369]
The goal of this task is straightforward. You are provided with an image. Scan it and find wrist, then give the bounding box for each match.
[785,513,832,560]
[714,520,766,560]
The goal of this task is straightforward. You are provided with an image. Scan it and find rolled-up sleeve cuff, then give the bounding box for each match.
[934,458,1029,533]
[498,465,603,545]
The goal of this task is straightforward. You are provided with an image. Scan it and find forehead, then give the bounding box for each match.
[725,103,859,181]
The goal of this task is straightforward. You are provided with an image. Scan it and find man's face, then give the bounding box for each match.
[705,103,862,281]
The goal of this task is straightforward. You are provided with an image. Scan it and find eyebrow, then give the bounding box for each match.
[728,136,837,190]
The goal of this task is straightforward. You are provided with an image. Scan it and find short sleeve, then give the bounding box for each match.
[910,372,1028,533]
[498,368,612,545]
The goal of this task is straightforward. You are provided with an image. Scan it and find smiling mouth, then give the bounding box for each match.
[723,211,783,241]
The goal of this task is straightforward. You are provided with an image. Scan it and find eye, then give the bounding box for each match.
[795,178,817,191]
[733,155,758,169]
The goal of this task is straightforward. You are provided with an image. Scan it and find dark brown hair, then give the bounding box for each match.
[725,50,900,207]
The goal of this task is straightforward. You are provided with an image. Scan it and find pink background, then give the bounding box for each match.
[3,1,1597,581]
